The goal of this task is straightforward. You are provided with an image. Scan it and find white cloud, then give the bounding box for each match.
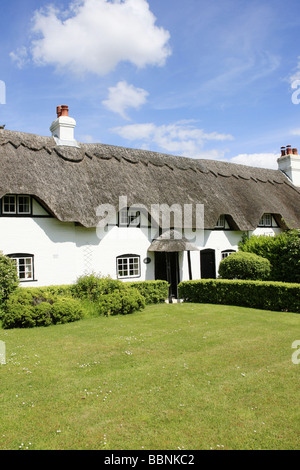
[9,47,29,69]
[111,121,234,158]
[102,81,149,119]
[25,0,171,76]
[230,153,279,169]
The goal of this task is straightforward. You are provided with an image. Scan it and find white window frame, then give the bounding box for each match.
[117,255,141,279]
[258,213,272,227]
[17,196,31,215]
[119,208,141,227]
[216,214,226,228]
[2,195,31,215]
[9,254,34,281]
[221,250,236,260]
[2,195,17,214]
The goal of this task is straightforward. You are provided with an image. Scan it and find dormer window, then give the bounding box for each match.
[215,215,226,228]
[119,208,141,228]
[258,214,272,227]
[2,195,31,215]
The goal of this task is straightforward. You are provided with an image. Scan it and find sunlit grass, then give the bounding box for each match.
[0,303,299,450]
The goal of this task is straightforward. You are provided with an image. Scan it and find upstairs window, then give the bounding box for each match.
[119,208,141,228]
[8,254,34,281]
[117,254,141,279]
[215,215,226,228]
[2,195,31,215]
[258,214,272,227]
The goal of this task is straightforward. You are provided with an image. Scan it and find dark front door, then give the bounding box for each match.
[155,252,179,299]
[200,249,216,279]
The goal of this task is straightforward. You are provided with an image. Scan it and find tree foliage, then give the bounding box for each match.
[238,230,300,283]
[0,252,19,305]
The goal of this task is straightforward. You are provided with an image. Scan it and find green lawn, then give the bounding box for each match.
[0,303,299,450]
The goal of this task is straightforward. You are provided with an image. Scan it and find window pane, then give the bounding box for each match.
[3,195,16,214]
[216,215,225,227]
[117,256,140,278]
[264,214,271,226]
[18,196,30,214]
[12,256,33,281]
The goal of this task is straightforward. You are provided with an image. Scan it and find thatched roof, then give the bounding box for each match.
[0,128,300,231]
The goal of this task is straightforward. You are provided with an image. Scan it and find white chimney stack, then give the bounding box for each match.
[277,146,300,187]
[50,105,79,147]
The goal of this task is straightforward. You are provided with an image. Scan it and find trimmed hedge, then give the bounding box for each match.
[98,287,146,316]
[1,287,84,329]
[178,279,300,313]
[126,280,169,304]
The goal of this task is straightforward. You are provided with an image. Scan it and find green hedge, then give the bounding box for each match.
[1,287,84,329]
[178,279,300,313]
[126,280,169,304]
[98,287,146,316]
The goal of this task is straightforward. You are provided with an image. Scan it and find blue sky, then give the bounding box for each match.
[1,0,300,168]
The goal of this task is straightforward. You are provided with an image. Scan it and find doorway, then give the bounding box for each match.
[200,249,216,279]
[155,252,179,299]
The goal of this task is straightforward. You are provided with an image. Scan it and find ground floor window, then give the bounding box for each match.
[117,255,140,279]
[8,254,34,281]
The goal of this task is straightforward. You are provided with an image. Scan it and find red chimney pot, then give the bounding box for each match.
[286,145,292,155]
[60,105,69,117]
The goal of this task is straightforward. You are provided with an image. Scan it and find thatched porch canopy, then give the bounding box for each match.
[148,230,199,252]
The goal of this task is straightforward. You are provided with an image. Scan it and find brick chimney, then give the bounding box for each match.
[50,105,79,147]
[278,145,300,187]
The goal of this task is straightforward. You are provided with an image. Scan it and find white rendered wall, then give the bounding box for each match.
[0,200,283,287]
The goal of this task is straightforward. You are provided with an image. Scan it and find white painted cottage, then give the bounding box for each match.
[0,105,300,298]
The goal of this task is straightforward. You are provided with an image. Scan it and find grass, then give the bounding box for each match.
[0,302,299,450]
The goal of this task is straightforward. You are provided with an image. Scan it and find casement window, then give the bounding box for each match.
[8,254,34,281]
[119,208,141,228]
[221,250,236,260]
[215,215,226,228]
[258,214,272,227]
[2,195,31,215]
[117,254,141,279]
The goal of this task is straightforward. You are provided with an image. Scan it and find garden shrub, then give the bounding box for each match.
[126,280,169,304]
[98,287,146,316]
[1,288,84,329]
[178,279,300,313]
[219,251,271,280]
[51,297,85,324]
[0,252,19,305]
[71,273,124,301]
